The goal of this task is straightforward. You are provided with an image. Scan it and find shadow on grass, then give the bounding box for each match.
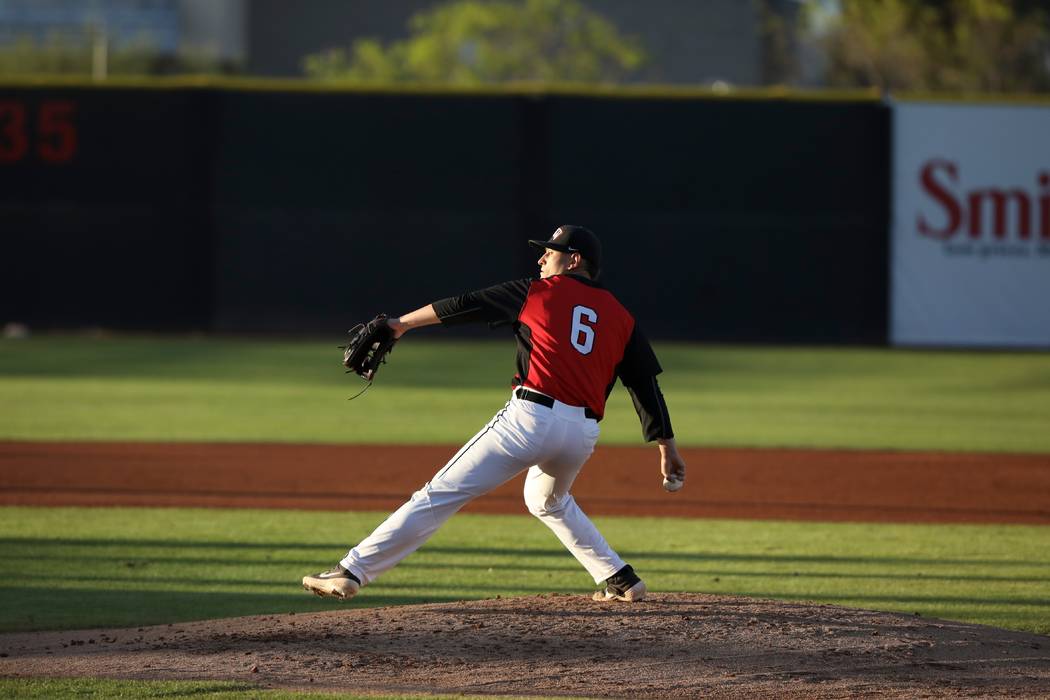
[1,538,1046,569]
[1,583,1047,636]
[0,586,470,633]
[3,566,1048,589]
[0,573,586,595]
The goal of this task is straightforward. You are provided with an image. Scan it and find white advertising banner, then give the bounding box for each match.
[891,102,1050,347]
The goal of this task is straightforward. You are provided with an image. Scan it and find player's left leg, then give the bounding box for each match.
[522,415,636,589]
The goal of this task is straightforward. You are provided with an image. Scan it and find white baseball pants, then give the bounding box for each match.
[340,391,626,586]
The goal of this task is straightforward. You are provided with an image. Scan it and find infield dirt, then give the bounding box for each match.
[2,441,1049,523]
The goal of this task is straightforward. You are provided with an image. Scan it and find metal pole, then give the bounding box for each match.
[92,24,108,80]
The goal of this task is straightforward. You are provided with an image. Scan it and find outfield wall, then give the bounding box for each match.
[0,83,889,342]
[0,89,215,330]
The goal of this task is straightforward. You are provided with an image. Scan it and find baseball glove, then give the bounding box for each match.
[341,314,398,389]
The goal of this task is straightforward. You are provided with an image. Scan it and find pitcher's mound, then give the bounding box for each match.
[2,593,1048,698]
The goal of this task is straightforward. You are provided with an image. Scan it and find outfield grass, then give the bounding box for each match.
[1,335,1049,451]
[0,506,1047,635]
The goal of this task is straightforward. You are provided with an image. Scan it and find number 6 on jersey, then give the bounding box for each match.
[571,305,598,354]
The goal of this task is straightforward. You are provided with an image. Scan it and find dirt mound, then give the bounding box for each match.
[2,594,1048,698]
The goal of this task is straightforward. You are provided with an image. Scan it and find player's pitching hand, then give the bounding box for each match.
[658,438,687,493]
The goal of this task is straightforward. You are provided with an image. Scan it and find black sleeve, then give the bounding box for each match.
[432,278,532,327]
[617,326,674,442]
[624,377,674,442]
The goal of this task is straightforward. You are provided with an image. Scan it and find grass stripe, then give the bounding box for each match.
[2,337,1048,451]
[0,506,1047,635]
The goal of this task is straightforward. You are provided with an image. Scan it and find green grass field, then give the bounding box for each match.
[1,506,1048,635]
[2,335,1049,451]
[1,336,1048,698]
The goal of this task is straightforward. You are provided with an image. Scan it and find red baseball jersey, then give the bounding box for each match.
[433,273,671,439]
[515,276,634,416]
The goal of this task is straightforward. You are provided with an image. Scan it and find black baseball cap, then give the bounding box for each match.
[528,225,602,269]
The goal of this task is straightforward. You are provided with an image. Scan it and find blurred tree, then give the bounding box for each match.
[302,0,646,84]
[803,0,1050,92]
[933,0,1050,91]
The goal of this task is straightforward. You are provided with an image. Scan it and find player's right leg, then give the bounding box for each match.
[303,400,550,599]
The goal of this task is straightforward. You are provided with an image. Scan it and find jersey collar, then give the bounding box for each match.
[532,273,604,288]
[565,273,603,288]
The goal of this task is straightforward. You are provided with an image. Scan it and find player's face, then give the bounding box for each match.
[537,248,573,278]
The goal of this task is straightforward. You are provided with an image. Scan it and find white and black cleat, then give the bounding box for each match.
[302,566,361,600]
[593,564,647,602]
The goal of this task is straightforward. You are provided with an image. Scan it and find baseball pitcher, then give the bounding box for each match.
[304,225,686,602]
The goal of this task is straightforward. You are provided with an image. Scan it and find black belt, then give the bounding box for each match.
[514,387,600,420]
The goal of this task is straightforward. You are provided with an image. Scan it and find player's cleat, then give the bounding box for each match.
[593,564,646,602]
[302,566,361,600]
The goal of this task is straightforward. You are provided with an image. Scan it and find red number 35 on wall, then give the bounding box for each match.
[0,100,77,164]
